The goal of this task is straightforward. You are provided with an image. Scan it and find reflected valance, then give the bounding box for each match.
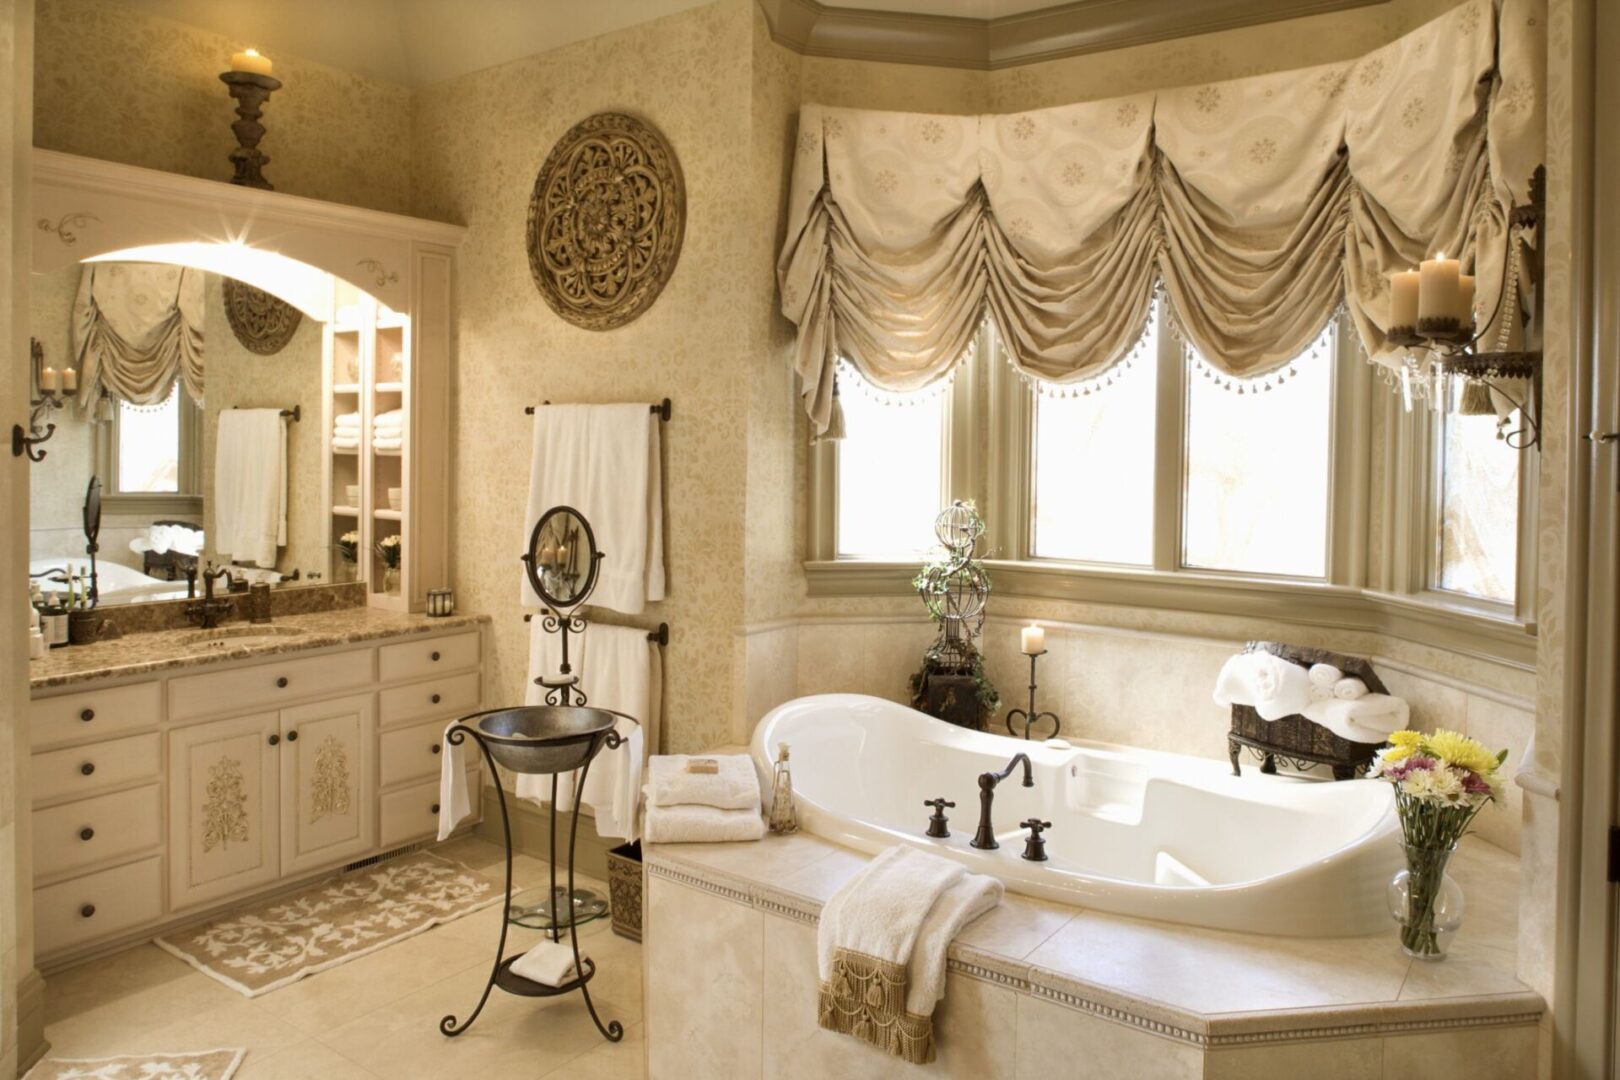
[73,262,205,409]
[777,0,1546,431]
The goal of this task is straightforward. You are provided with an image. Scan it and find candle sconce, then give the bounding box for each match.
[12,339,76,462]
[1005,650,1061,741]
[1385,167,1545,450]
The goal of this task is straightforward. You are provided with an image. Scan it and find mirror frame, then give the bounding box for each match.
[523,505,602,610]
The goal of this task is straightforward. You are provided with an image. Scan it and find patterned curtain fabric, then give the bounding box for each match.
[72,262,205,409]
[777,0,1546,432]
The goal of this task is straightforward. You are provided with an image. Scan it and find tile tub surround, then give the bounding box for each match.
[29,607,488,689]
[642,833,1541,1078]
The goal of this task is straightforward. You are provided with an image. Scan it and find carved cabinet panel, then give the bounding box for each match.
[280,694,377,876]
[169,712,281,910]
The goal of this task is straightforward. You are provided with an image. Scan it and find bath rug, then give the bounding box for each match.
[25,1048,245,1080]
[155,851,499,997]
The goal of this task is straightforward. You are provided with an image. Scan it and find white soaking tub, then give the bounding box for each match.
[751,693,1402,936]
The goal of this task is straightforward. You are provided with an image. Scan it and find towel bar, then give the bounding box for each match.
[231,404,300,421]
[521,614,670,645]
[523,398,671,421]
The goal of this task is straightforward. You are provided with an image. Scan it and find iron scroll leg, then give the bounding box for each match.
[1228,738,1243,777]
[568,749,623,1042]
[440,725,512,1037]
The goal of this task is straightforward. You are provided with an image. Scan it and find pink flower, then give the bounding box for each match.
[1461,770,1492,795]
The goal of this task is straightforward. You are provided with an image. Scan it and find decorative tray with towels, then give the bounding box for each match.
[1216,641,1407,781]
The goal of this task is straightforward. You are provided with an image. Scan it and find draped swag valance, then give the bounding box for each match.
[73,262,205,410]
[777,0,1546,431]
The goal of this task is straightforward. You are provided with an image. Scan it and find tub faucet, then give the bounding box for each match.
[971,753,1034,850]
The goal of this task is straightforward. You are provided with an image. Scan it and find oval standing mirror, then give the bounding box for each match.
[524,505,600,609]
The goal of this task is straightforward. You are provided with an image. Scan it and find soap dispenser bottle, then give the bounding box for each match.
[768,743,798,834]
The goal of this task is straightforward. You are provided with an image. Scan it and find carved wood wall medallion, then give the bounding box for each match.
[526,112,686,331]
[222,277,303,355]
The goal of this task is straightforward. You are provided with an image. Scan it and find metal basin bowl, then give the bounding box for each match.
[471,706,618,776]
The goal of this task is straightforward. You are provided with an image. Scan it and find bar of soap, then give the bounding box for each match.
[685,758,719,775]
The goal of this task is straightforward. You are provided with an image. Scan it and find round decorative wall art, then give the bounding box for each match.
[221,277,302,355]
[526,112,686,331]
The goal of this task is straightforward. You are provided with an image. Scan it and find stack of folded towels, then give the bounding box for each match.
[374,408,403,453]
[642,754,764,843]
[333,411,361,451]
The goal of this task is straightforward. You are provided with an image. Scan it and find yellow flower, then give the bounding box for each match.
[1381,744,1414,764]
[1388,730,1423,750]
[1425,729,1501,776]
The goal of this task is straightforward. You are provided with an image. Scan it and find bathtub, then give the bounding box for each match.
[751,694,1402,936]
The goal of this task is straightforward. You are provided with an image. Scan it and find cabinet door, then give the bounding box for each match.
[169,712,281,910]
[280,693,377,877]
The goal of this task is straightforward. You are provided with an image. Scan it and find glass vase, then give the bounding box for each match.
[1386,843,1465,959]
[383,567,401,596]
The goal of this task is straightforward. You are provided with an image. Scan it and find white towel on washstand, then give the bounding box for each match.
[214,409,286,568]
[510,940,582,987]
[647,754,761,811]
[1212,651,1312,721]
[436,721,473,841]
[1303,694,1410,745]
[521,404,664,616]
[816,845,1002,1064]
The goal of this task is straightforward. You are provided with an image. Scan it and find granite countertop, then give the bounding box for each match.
[30,607,490,690]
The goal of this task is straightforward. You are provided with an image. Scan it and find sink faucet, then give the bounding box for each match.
[970,753,1034,850]
[184,563,234,629]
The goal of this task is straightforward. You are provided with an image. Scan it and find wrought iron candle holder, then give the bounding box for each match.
[219,70,282,190]
[1005,650,1061,741]
[12,341,75,462]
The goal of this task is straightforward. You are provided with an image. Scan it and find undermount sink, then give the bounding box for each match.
[179,625,306,650]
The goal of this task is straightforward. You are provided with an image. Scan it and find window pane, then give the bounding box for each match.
[836,375,946,558]
[1182,334,1333,577]
[1032,316,1158,565]
[118,386,180,493]
[1438,411,1518,602]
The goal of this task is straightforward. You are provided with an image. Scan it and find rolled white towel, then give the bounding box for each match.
[1333,677,1369,700]
[510,940,582,987]
[648,754,761,811]
[1309,683,1334,702]
[1307,663,1343,689]
[1213,652,1313,721]
[1303,694,1409,744]
[643,801,764,843]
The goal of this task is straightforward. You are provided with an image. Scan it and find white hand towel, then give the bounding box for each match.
[510,941,582,988]
[1303,694,1410,744]
[642,801,764,843]
[1212,652,1312,721]
[214,409,286,568]
[1307,663,1343,689]
[648,754,761,811]
[436,721,473,841]
[1333,676,1370,700]
[521,404,664,616]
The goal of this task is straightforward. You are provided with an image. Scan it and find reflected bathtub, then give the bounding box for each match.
[751,694,1401,936]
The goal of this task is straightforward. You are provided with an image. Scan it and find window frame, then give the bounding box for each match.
[96,388,204,516]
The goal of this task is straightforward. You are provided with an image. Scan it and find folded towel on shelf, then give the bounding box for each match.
[642,801,764,843]
[436,722,473,841]
[373,437,403,451]
[816,845,1002,1064]
[214,409,286,568]
[1212,651,1312,721]
[1333,676,1369,700]
[1302,694,1410,744]
[510,941,583,988]
[334,411,361,428]
[1307,663,1343,689]
[374,408,404,427]
[648,754,761,811]
[332,438,361,451]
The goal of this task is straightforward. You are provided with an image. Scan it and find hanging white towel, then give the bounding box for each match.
[521,404,664,616]
[436,721,473,841]
[214,409,286,568]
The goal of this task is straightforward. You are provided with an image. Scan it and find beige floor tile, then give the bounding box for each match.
[234,1038,382,1080]
[44,946,250,1058]
[540,1021,645,1080]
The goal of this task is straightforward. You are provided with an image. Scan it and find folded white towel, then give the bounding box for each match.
[1307,663,1343,689]
[642,801,763,843]
[648,754,761,811]
[333,436,360,448]
[1333,676,1369,700]
[1213,652,1312,721]
[510,941,582,987]
[1303,694,1409,744]
[373,437,403,451]
[436,722,473,842]
[334,411,361,427]
[374,408,404,426]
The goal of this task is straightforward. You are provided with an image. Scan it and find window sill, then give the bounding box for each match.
[101,493,204,518]
[803,558,1535,671]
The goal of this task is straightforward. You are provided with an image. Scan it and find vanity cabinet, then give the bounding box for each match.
[29,623,485,966]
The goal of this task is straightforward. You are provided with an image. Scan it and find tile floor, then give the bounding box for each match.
[38,837,645,1080]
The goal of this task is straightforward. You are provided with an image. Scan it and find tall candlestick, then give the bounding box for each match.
[1021,624,1045,656]
[229,48,273,76]
[1418,253,1461,327]
[1389,269,1420,330]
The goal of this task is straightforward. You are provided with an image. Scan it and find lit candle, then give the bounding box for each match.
[1458,273,1476,327]
[1418,252,1461,327]
[1021,624,1046,655]
[1389,269,1420,330]
[40,366,58,392]
[61,367,78,393]
[229,48,273,76]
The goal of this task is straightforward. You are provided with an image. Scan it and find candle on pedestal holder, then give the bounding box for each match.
[1006,626,1060,741]
[219,52,282,190]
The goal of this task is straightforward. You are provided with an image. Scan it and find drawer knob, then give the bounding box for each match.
[80,708,95,722]
[268,734,281,746]
[276,676,289,689]
[79,827,94,841]
[431,651,441,662]
[80,904,95,919]
[286,730,298,742]
[80,762,95,776]
[431,744,442,755]
[431,802,441,815]
[431,693,442,705]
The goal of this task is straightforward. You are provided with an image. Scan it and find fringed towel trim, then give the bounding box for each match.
[816,948,936,1064]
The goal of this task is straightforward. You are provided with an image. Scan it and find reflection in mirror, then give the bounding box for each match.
[525,506,600,609]
[27,261,327,606]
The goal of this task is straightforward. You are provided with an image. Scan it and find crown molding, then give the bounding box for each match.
[757,0,1390,71]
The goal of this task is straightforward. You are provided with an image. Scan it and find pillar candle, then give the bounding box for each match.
[1418,253,1461,325]
[1389,269,1420,329]
[40,366,58,392]
[229,48,273,76]
[1458,274,1476,327]
[1021,624,1045,655]
[61,368,78,392]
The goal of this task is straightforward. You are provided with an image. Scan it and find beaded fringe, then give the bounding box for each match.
[816,949,936,1065]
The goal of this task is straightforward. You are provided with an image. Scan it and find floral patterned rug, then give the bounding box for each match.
[155,851,499,996]
[25,1049,245,1080]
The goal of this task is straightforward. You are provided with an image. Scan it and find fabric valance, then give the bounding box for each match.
[73,262,205,409]
[777,0,1546,431]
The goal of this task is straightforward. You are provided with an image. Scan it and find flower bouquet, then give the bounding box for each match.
[1370,729,1508,959]
[376,535,402,595]
[337,530,360,563]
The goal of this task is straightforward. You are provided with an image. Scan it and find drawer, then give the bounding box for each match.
[31,682,161,750]
[379,631,479,683]
[379,671,480,728]
[34,785,163,880]
[34,855,164,958]
[170,648,373,721]
[379,770,479,849]
[380,718,454,788]
[33,732,161,805]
